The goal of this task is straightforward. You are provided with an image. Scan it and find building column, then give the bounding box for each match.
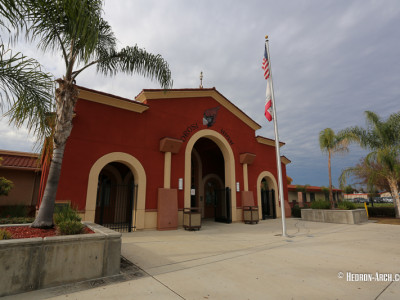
[243,163,249,191]
[239,153,256,192]
[163,152,172,188]
[159,137,183,188]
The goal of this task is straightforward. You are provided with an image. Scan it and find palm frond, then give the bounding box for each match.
[21,0,104,74]
[339,166,362,189]
[319,128,349,156]
[93,45,173,89]
[0,45,54,141]
[0,0,26,34]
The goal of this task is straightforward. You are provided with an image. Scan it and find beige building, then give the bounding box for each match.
[288,185,343,207]
[0,150,41,209]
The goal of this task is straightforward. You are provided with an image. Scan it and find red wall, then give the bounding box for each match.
[56,94,289,213]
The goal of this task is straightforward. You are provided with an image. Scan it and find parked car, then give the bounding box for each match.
[353,197,367,203]
[382,197,393,203]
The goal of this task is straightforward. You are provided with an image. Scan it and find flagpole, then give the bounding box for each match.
[265,35,287,237]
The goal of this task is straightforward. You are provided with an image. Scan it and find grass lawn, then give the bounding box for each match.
[355,203,394,208]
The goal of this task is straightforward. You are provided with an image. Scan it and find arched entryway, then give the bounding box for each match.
[85,152,147,230]
[191,137,228,222]
[95,162,136,231]
[185,129,236,223]
[260,177,276,219]
[256,171,281,219]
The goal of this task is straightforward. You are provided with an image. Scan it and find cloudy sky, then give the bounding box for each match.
[1,0,400,188]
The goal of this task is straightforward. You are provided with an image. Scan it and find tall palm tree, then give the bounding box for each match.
[340,111,400,218]
[3,0,172,228]
[319,128,348,209]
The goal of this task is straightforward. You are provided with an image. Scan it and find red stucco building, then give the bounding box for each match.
[43,86,291,230]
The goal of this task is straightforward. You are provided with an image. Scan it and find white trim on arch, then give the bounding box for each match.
[184,129,237,221]
[84,152,147,229]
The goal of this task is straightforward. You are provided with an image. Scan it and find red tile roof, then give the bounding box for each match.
[288,185,342,192]
[0,150,41,171]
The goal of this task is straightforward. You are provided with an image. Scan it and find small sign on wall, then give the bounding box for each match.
[178,178,183,190]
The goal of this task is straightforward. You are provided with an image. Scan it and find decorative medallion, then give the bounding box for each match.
[203,106,220,128]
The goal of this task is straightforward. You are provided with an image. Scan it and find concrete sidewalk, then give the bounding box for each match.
[4,218,400,299]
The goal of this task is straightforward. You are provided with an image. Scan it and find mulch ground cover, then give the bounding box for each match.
[2,226,94,239]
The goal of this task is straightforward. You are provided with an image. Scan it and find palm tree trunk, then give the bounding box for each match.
[31,80,78,228]
[31,145,65,228]
[328,150,334,209]
[388,178,400,218]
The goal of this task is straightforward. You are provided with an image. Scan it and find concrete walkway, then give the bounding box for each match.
[4,218,400,299]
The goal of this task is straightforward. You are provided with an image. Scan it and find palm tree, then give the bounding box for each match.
[3,0,172,228]
[319,128,348,209]
[340,111,400,218]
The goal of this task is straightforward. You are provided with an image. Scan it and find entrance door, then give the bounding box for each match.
[204,178,220,218]
[215,187,232,223]
[203,178,231,223]
[261,189,276,219]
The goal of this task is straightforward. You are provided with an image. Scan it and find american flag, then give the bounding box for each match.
[262,45,272,121]
[262,46,270,80]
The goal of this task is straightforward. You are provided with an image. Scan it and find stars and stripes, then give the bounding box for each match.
[262,46,270,80]
[262,45,272,121]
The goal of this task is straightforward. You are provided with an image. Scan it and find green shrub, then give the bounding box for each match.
[0,177,13,196]
[56,220,84,235]
[337,201,356,210]
[311,200,330,209]
[0,205,29,218]
[368,207,396,218]
[54,205,81,224]
[54,205,83,235]
[0,229,12,240]
[0,217,34,224]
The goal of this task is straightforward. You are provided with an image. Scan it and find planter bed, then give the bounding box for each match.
[0,222,121,297]
[301,209,368,224]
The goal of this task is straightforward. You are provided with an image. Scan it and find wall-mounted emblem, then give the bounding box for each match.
[203,106,220,128]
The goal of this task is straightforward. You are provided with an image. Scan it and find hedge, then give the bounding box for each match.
[368,207,396,218]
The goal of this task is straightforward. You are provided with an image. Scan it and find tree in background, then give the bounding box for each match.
[340,111,400,218]
[0,158,14,196]
[2,0,173,228]
[343,185,355,194]
[319,128,349,209]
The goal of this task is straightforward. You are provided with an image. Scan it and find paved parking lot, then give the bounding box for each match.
[5,218,400,299]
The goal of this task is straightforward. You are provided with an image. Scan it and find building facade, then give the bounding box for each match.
[40,87,291,230]
[288,185,343,207]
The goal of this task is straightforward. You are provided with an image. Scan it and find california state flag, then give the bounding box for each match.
[265,80,272,121]
[262,45,273,122]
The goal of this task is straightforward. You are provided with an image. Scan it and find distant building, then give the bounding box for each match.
[344,193,368,201]
[0,150,41,209]
[288,185,343,207]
